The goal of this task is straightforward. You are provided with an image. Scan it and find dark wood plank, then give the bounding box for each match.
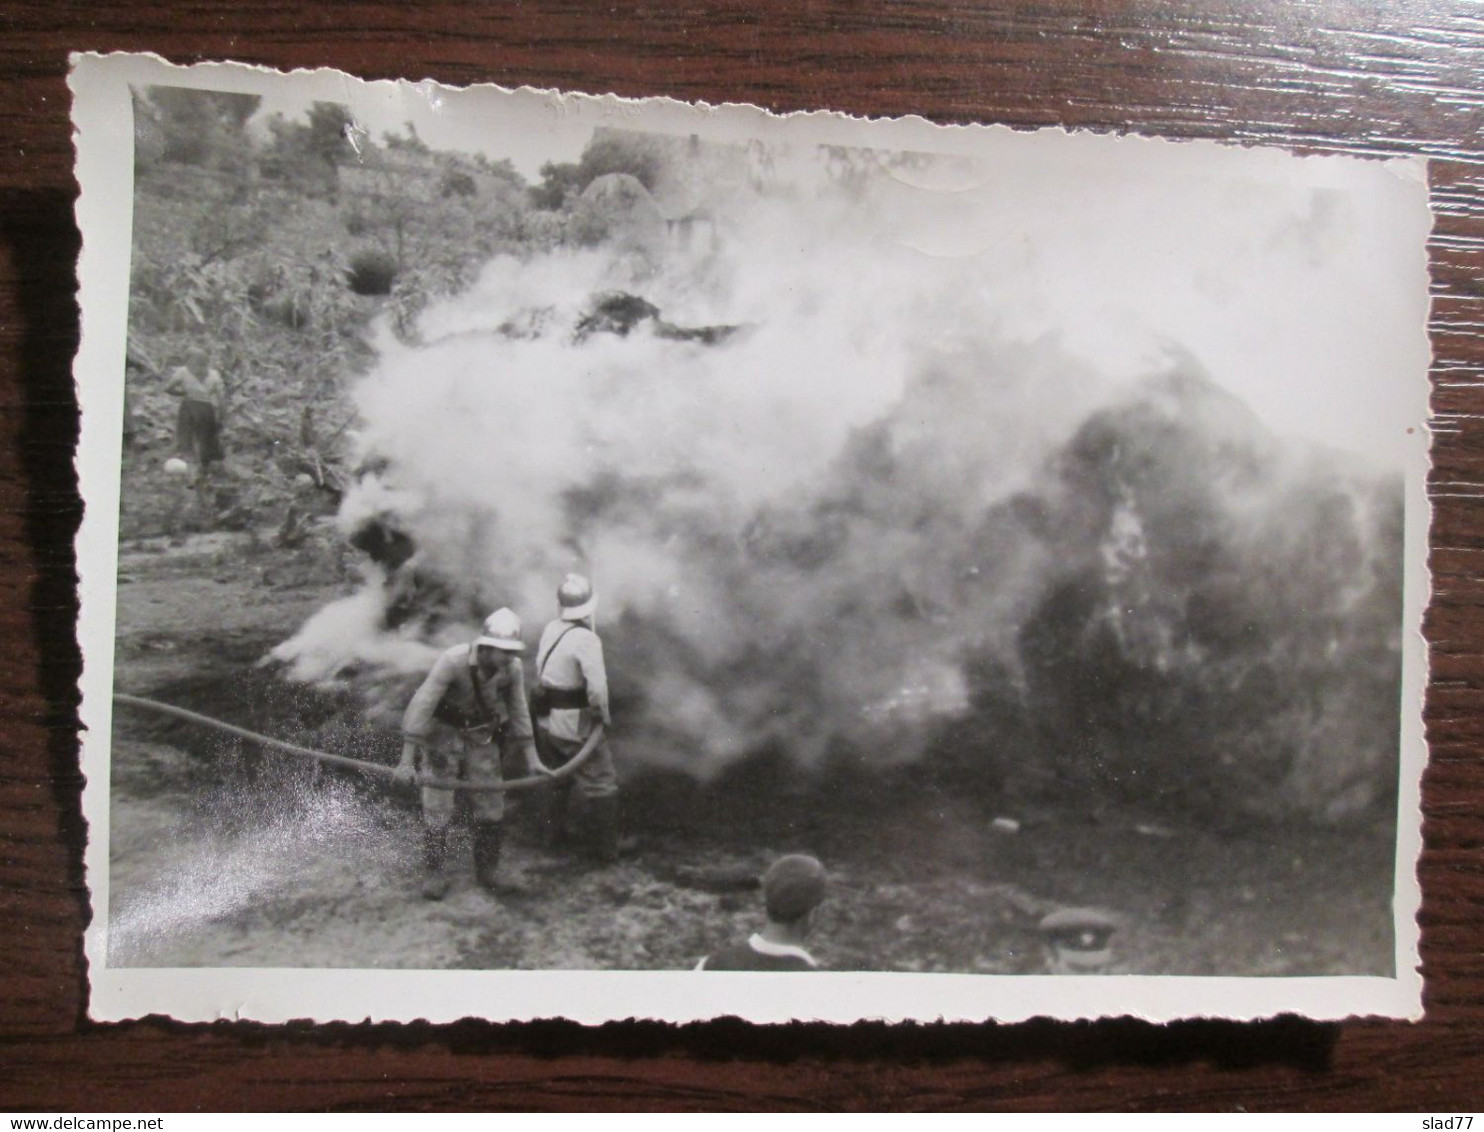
[3,0,1483,1111]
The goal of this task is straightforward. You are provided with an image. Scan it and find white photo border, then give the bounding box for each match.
[70,51,1431,1024]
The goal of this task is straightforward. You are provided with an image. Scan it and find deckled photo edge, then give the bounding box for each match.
[70,52,1431,1025]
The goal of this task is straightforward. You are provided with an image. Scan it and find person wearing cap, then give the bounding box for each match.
[531,573,620,863]
[696,854,828,971]
[395,607,550,899]
[1037,907,1117,974]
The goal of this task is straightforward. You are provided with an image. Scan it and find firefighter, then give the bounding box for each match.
[695,855,828,971]
[395,607,549,899]
[531,573,620,863]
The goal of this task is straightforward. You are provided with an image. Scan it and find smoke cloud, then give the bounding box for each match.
[272,135,1407,816]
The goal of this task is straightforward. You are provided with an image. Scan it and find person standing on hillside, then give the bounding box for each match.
[165,346,226,485]
[531,573,621,863]
[396,608,550,899]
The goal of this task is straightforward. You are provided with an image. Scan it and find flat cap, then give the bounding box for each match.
[1038,907,1117,951]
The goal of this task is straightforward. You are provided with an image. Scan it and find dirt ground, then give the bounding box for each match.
[106,526,1400,976]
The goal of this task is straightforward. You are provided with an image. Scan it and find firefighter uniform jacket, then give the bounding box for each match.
[534,620,611,744]
[402,642,536,752]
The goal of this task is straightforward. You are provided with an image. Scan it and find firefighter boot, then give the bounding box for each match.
[419,825,451,901]
[475,821,535,897]
[588,794,621,865]
[472,821,505,892]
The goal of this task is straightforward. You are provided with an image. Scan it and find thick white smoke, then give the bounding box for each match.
[272,136,1408,793]
[272,161,1119,775]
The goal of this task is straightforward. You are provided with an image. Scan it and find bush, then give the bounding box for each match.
[440,171,478,199]
[347,249,398,296]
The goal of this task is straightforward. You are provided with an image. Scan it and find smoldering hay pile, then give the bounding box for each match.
[272,157,1404,825]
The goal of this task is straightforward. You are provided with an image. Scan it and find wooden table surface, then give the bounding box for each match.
[3,1,1483,1112]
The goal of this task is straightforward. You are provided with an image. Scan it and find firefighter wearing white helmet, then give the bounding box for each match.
[532,573,621,862]
[395,607,551,899]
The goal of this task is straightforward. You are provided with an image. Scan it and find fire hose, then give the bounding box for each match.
[112,692,605,793]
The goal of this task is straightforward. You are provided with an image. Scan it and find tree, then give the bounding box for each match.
[305,102,359,172]
[530,132,668,211]
[440,170,478,199]
[259,102,358,197]
[140,85,262,171]
[384,124,431,156]
[472,154,523,186]
[530,160,584,210]
[577,131,662,191]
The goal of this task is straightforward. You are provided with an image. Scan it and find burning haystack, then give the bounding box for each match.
[271,135,1407,825]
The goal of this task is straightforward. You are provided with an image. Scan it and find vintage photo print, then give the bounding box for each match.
[70,52,1431,1023]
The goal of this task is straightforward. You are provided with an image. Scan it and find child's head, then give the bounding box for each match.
[762,854,827,928]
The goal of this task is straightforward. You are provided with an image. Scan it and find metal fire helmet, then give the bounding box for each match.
[475,607,526,652]
[558,573,597,621]
[1037,907,1117,974]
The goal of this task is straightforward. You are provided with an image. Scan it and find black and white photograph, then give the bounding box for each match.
[71,53,1430,1024]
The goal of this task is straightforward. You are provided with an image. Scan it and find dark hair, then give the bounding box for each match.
[762,854,827,924]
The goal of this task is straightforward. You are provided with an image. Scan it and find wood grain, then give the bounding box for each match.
[3,0,1484,1111]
